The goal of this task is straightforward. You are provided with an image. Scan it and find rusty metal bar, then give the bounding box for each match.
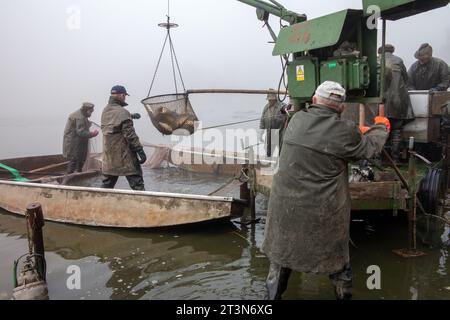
[25,203,46,280]
[407,146,418,252]
[359,104,366,126]
[382,149,409,192]
[186,89,288,95]
[378,103,385,118]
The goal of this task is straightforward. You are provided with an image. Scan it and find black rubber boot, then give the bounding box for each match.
[329,264,353,300]
[391,129,403,162]
[265,263,292,300]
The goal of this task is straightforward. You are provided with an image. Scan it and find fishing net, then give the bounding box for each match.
[142,143,172,169]
[142,94,199,136]
[83,122,103,171]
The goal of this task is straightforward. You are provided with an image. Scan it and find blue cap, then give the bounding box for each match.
[111,85,130,96]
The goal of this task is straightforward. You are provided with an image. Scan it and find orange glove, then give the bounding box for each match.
[359,126,371,134]
[374,116,391,133]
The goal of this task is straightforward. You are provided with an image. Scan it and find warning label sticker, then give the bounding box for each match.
[296,65,305,81]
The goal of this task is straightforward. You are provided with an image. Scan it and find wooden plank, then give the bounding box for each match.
[29,161,69,173]
[349,181,401,200]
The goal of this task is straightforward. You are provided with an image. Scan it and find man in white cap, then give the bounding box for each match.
[259,89,287,157]
[262,81,390,300]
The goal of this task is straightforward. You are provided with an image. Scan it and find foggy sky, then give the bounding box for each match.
[0,0,449,158]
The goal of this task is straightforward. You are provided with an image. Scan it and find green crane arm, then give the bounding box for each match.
[236,0,306,24]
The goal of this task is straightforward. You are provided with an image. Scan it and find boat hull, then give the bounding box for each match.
[0,181,244,228]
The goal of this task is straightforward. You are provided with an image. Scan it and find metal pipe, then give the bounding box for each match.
[186,89,288,95]
[407,150,417,252]
[236,0,306,23]
[378,103,385,117]
[359,104,366,127]
[379,19,387,101]
[382,149,409,192]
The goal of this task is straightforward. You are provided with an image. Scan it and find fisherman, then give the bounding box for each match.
[258,89,287,157]
[379,44,415,161]
[63,102,99,174]
[408,43,450,91]
[262,81,390,300]
[101,85,147,191]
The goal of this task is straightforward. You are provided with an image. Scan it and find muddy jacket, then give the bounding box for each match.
[63,109,91,160]
[260,101,287,130]
[101,97,143,176]
[260,101,288,154]
[408,57,450,91]
[262,104,388,274]
[382,53,415,120]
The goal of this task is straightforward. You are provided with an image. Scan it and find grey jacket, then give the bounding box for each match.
[63,109,91,160]
[383,52,415,120]
[408,57,450,91]
[101,97,143,176]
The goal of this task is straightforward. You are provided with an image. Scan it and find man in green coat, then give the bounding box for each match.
[63,102,99,174]
[259,90,287,157]
[101,85,147,191]
[408,43,450,91]
[378,44,415,161]
[262,81,390,300]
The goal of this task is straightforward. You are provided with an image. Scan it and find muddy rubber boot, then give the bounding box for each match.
[329,264,353,300]
[265,263,292,300]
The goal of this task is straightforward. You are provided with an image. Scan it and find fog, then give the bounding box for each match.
[0,0,449,158]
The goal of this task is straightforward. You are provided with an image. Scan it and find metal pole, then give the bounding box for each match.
[186,89,288,95]
[378,103,385,118]
[248,146,257,221]
[407,138,417,252]
[359,104,366,126]
[380,19,386,101]
[26,203,46,280]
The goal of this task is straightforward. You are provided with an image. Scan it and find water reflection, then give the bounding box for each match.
[0,198,449,300]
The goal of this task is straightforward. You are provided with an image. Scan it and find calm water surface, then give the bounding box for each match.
[0,167,449,300]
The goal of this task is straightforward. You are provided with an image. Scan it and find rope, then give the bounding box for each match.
[199,118,260,131]
[147,32,169,97]
[169,32,186,92]
[148,110,285,133]
[168,29,178,94]
[147,0,186,97]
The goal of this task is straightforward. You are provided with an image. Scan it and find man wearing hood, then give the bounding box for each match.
[63,102,99,174]
[101,85,147,191]
[408,43,450,91]
[259,90,287,157]
[378,44,415,161]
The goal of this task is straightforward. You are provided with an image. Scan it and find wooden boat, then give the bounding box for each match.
[0,154,245,228]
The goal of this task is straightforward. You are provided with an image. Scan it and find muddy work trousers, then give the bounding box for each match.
[67,157,86,174]
[266,262,352,300]
[388,119,405,161]
[102,173,145,191]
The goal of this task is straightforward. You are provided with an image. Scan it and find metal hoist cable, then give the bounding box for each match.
[147,0,186,97]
